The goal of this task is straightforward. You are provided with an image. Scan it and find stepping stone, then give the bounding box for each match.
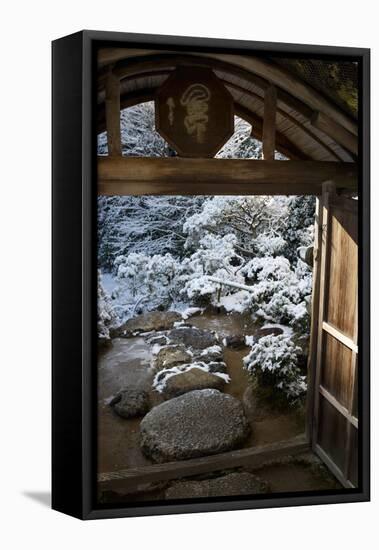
[195,344,224,363]
[117,311,182,336]
[167,327,218,349]
[109,388,149,419]
[161,367,226,399]
[140,389,250,462]
[165,472,269,499]
[154,345,193,372]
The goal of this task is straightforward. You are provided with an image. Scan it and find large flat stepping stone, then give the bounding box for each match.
[161,367,226,399]
[165,472,269,499]
[117,311,182,336]
[140,389,250,462]
[167,327,218,349]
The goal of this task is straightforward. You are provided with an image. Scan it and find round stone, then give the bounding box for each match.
[109,388,149,419]
[140,389,250,462]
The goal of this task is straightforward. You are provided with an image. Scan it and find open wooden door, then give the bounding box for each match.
[309,184,358,488]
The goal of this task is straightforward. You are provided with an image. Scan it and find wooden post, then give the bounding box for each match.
[217,285,222,303]
[105,71,121,156]
[262,85,277,160]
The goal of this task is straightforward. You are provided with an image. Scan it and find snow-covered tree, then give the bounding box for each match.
[183,195,289,258]
[97,271,119,345]
[243,334,307,404]
[283,196,316,263]
[98,195,206,270]
[111,252,182,318]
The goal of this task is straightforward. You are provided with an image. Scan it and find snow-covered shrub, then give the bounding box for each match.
[243,334,306,403]
[240,256,312,332]
[252,233,287,256]
[97,271,119,344]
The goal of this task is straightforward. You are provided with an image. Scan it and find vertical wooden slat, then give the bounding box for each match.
[345,282,359,481]
[105,71,121,156]
[312,181,335,447]
[306,198,323,443]
[262,85,277,160]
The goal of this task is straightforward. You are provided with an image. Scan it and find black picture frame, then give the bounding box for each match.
[52,30,370,520]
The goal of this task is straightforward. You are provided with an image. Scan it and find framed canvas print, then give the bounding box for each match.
[52,30,370,520]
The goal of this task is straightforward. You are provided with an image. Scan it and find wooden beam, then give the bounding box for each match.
[311,111,358,156]
[98,435,308,493]
[263,85,277,160]
[97,157,358,196]
[105,72,121,156]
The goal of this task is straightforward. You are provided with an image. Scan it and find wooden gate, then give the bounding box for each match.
[309,184,358,488]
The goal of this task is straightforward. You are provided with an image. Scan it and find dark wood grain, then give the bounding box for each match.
[97,157,358,196]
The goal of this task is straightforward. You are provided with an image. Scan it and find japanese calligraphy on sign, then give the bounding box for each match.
[155,67,234,157]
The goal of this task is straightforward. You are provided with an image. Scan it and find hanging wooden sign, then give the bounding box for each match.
[155,67,234,157]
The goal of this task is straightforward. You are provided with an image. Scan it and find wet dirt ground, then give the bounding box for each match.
[97,337,154,473]
[98,311,304,474]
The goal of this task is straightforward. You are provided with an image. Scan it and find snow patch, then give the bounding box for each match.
[153,362,230,393]
[262,323,294,338]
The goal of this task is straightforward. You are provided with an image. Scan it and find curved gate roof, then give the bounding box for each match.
[97,48,358,162]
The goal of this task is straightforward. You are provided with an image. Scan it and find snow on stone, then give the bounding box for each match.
[262,323,294,338]
[180,307,203,320]
[153,362,230,393]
